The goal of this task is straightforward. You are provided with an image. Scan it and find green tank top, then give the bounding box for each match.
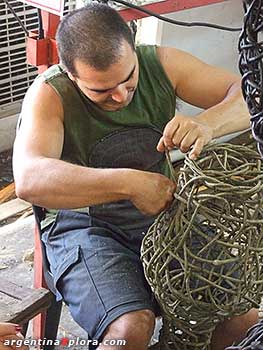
[40,45,176,230]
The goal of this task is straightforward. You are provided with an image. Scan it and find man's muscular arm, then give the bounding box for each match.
[13,78,175,214]
[157,47,250,159]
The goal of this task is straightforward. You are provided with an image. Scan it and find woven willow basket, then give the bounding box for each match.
[142,143,263,349]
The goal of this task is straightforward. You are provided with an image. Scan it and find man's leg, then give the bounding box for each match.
[98,309,155,350]
[98,308,259,350]
[211,308,258,350]
[41,210,160,349]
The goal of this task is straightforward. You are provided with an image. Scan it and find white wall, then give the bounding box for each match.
[161,0,242,70]
[137,16,163,46]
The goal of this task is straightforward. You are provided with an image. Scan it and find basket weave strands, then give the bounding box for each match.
[141,143,263,349]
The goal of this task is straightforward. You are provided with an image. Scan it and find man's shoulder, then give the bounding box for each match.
[34,64,75,103]
[39,64,67,83]
[136,44,161,70]
[136,44,156,58]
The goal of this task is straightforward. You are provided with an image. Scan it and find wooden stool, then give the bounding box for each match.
[0,278,53,336]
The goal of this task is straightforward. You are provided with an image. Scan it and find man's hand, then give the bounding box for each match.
[157,114,214,160]
[128,170,176,215]
[0,323,28,350]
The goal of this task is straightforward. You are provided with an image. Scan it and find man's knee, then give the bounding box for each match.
[100,309,156,349]
[211,308,258,350]
[218,308,258,339]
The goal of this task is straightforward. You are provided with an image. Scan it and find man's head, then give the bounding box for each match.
[56,4,139,111]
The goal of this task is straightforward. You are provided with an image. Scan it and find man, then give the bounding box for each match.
[13,4,257,350]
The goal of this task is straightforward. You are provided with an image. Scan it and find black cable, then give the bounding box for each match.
[112,0,242,32]
[37,9,44,39]
[130,19,137,41]
[3,0,29,36]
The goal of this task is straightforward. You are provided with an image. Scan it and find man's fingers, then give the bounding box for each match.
[1,334,28,350]
[162,117,180,149]
[173,129,199,153]
[0,339,13,350]
[156,136,165,152]
[0,324,18,337]
[189,138,205,160]
[158,114,211,157]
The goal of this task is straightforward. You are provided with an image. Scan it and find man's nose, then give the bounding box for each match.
[111,85,128,103]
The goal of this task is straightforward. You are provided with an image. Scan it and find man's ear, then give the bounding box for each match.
[67,72,76,81]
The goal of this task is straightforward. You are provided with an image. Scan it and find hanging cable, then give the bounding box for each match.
[3,0,29,36]
[130,19,137,41]
[111,0,242,32]
[37,8,44,39]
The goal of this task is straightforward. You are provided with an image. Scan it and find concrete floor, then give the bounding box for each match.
[0,215,161,349]
[0,215,91,347]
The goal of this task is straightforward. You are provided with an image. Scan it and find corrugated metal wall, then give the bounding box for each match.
[0,1,38,111]
[0,0,76,115]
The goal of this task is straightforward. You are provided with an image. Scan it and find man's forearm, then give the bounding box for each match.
[14,157,133,209]
[197,82,250,138]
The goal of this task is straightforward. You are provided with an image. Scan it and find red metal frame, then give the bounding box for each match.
[32,224,47,345]
[25,0,225,72]
[119,0,226,21]
[26,10,60,73]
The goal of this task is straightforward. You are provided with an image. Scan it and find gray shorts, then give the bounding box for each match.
[41,209,160,343]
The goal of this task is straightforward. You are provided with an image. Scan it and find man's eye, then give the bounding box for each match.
[89,89,109,94]
[95,90,107,94]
